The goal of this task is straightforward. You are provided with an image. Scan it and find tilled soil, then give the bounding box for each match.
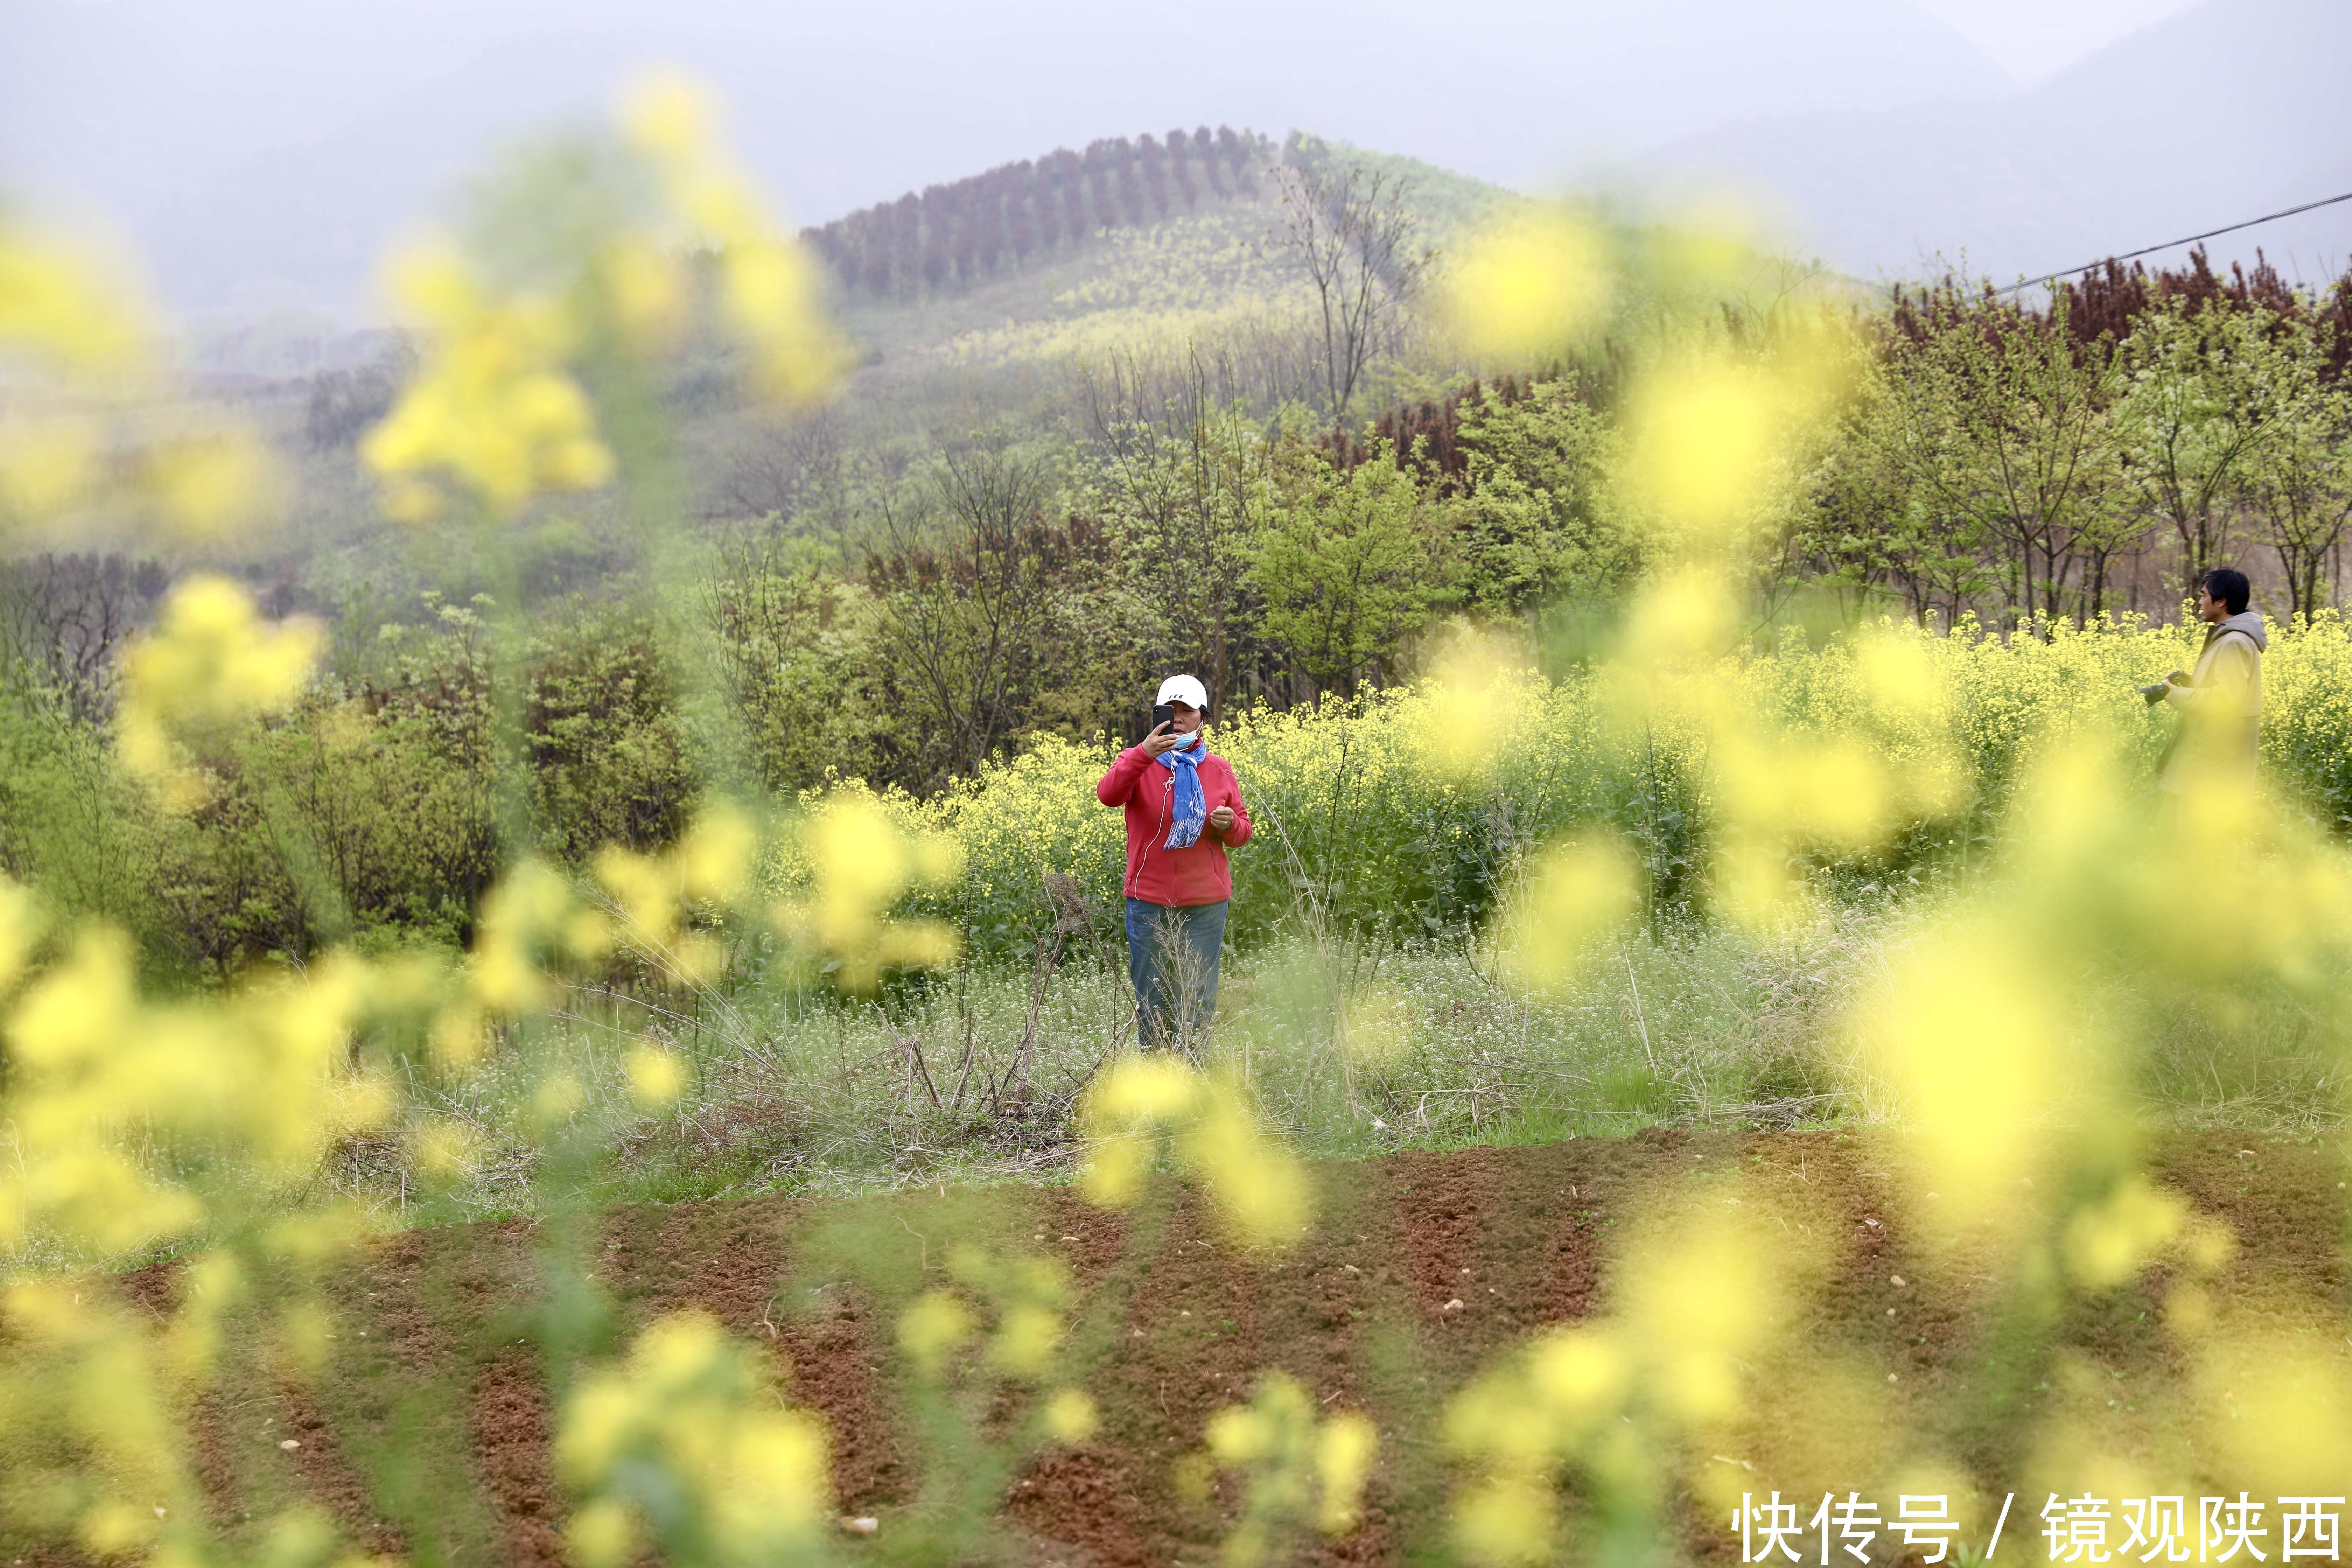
[25,1130,2350,1566]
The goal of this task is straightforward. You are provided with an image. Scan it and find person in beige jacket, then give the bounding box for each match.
[2143,568,2265,796]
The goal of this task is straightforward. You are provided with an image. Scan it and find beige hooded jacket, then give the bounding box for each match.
[2158,609,2266,794]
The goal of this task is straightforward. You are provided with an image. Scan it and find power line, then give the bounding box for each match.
[2000,189,2352,294]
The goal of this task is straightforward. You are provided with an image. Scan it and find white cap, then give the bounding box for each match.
[1155,674,1209,710]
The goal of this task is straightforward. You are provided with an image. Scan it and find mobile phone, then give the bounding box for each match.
[1150,702,1176,733]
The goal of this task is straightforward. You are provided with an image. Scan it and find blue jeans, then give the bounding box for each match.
[1125,897,1228,1053]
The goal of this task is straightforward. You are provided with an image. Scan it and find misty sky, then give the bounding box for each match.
[1910,0,2196,76]
[2,0,2322,319]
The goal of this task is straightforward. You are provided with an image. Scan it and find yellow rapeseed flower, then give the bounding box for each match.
[617,72,851,403]
[0,223,151,377]
[114,575,320,798]
[362,240,614,520]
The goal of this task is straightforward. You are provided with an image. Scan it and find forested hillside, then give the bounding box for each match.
[16,72,2352,1568]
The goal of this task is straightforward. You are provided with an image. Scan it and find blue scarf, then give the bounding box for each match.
[1156,732,1207,849]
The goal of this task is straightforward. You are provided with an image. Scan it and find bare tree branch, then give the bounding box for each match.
[1266,144,1437,421]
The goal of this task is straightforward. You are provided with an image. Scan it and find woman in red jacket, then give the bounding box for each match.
[1096,674,1252,1053]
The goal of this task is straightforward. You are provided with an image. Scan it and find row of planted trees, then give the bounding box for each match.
[1814,251,2352,626]
[800,126,1263,302]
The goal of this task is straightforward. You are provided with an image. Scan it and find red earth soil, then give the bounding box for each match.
[17,1130,2345,1566]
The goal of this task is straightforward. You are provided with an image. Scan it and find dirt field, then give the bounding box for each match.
[28,1129,2350,1566]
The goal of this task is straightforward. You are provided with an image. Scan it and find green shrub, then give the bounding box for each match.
[525,610,696,858]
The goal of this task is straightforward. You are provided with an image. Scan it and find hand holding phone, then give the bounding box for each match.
[1142,702,1184,756]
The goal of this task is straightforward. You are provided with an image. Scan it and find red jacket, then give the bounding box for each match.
[1096,742,1253,906]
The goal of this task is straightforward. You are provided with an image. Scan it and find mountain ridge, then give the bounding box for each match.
[1632,0,2352,282]
[9,0,2018,318]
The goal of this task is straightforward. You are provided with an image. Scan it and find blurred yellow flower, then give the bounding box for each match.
[898,1289,977,1376]
[624,1044,687,1108]
[1496,834,1642,990]
[559,1312,831,1563]
[0,412,102,518]
[1315,1412,1378,1532]
[1078,1055,1312,1247]
[618,72,852,402]
[363,240,614,520]
[1206,1373,1378,1564]
[1623,356,1779,539]
[114,575,320,794]
[143,426,283,539]
[1042,1388,1099,1443]
[600,233,689,356]
[0,223,151,377]
[1442,209,1611,362]
[770,792,961,989]
[2063,1175,2189,1289]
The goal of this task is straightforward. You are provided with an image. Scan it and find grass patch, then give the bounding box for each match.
[347,898,2345,1227]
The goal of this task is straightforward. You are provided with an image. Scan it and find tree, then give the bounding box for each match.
[975,174,1006,275]
[920,186,952,293]
[891,194,922,301]
[866,448,1056,783]
[1444,380,1634,617]
[1139,133,1170,220]
[1084,350,1277,707]
[1059,150,1092,243]
[304,358,405,450]
[0,553,171,722]
[859,213,893,297]
[1251,442,1446,697]
[1083,143,1115,234]
[1167,128,1198,210]
[1879,282,2134,624]
[1267,144,1436,420]
[1804,363,1991,625]
[863,446,1147,785]
[702,538,894,791]
[710,406,864,568]
[2242,314,2352,621]
[952,205,979,285]
[1010,161,1042,261]
[1216,126,1253,195]
[1112,136,1146,225]
[2116,294,2292,596]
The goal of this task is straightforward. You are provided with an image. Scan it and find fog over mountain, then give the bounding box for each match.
[1638,0,2352,286]
[2,0,2305,321]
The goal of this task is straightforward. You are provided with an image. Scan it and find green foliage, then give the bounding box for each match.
[1875,285,2132,620]
[526,607,697,858]
[862,444,1158,789]
[1819,273,2352,629]
[706,554,898,791]
[0,693,160,948]
[1444,380,1632,615]
[1250,445,1449,696]
[0,596,718,977]
[1087,390,1277,707]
